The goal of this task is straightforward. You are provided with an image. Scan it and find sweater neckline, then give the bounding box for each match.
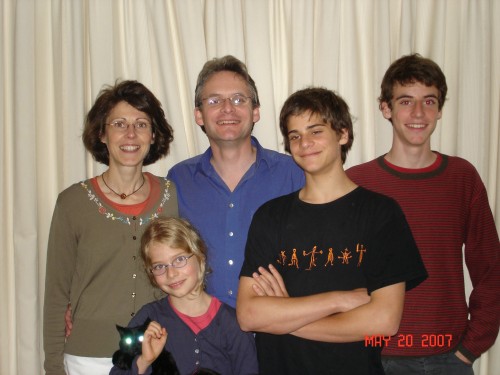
[377,153,448,180]
[79,175,172,226]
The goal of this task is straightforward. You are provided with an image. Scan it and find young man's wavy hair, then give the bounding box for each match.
[279,87,354,164]
[379,53,448,111]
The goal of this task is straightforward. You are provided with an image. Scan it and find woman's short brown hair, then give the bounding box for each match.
[82,80,174,166]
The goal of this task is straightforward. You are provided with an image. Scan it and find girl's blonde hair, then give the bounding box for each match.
[141,217,208,292]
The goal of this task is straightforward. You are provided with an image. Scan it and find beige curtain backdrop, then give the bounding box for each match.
[1,0,498,374]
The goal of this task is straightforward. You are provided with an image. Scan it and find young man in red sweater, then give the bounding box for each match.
[347,53,500,374]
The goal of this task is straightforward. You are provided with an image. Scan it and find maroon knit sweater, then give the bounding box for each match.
[347,153,500,361]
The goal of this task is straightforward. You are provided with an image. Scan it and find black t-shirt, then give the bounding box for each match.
[240,187,427,375]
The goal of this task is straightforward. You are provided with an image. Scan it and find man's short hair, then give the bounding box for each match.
[194,55,260,108]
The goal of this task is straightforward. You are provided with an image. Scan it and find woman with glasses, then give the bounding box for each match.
[110,217,258,375]
[43,80,178,375]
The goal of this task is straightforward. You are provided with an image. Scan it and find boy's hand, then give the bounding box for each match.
[252,264,289,297]
[252,264,370,313]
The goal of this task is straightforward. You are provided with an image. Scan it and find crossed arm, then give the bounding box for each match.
[236,264,405,343]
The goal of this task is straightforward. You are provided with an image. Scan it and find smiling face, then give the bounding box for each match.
[381,82,442,150]
[194,71,260,146]
[148,242,202,299]
[100,101,154,169]
[287,112,348,176]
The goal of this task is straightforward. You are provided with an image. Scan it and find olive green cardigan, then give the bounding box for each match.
[43,173,178,375]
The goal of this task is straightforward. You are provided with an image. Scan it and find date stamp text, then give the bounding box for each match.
[364,334,453,348]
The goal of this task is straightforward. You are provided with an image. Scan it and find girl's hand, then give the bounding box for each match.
[136,321,167,372]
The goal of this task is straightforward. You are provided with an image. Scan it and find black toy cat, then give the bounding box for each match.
[112,318,180,375]
[112,318,220,375]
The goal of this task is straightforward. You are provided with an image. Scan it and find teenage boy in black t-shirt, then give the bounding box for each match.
[236,87,428,375]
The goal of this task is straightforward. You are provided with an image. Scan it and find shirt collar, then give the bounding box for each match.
[196,136,270,176]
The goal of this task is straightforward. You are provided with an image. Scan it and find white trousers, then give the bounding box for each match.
[64,353,113,375]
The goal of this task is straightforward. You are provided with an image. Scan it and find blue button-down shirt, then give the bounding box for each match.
[167,137,305,306]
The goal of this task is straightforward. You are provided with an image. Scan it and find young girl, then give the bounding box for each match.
[109,217,258,375]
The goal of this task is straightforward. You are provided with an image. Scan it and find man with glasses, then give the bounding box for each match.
[167,55,305,308]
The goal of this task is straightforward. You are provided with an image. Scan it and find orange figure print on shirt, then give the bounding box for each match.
[325,248,335,267]
[288,248,300,268]
[356,243,367,267]
[279,243,367,270]
[303,246,323,271]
